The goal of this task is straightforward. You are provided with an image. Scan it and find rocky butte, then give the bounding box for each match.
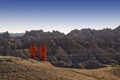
[0,26,120,69]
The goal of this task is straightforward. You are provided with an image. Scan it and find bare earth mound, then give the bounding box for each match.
[0,56,120,80]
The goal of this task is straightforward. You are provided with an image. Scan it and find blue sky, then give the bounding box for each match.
[0,0,120,33]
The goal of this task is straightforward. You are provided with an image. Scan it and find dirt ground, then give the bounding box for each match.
[0,56,120,80]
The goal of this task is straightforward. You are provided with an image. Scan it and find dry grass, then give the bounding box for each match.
[0,56,120,80]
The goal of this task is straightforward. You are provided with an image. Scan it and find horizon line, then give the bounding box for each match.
[0,25,120,34]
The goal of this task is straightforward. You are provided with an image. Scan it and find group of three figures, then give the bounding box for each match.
[29,43,46,61]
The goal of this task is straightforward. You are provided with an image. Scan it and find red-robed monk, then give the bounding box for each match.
[40,43,46,61]
[29,43,38,59]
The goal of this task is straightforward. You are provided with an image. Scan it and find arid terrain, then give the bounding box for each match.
[0,56,120,80]
[1,26,120,69]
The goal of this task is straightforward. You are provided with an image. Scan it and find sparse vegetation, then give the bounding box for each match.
[0,56,120,80]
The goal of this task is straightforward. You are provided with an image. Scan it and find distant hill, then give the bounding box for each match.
[10,33,24,37]
[0,26,120,69]
[0,56,120,80]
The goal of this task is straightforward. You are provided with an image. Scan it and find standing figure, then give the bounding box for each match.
[29,43,38,59]
[40,43,46,61]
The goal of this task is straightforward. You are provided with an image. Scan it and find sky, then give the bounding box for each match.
[0,0,120,33]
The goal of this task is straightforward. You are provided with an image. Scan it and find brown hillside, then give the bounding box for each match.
[0,56,120,80]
